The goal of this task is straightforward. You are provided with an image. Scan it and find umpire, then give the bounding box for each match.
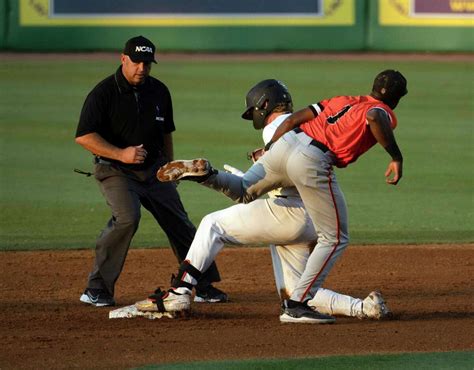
[75,35,227,307]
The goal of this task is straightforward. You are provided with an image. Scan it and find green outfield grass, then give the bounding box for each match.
[141,351,474,369]
[0,55,472,250]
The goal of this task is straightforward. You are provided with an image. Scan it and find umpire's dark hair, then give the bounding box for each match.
[371,70,408,104]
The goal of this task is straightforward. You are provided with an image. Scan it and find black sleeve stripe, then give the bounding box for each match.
[308,103,324,117]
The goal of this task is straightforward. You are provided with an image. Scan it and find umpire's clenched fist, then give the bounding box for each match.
[120,144,147,164]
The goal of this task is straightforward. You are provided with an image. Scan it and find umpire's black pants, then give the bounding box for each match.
[86,159,221,296]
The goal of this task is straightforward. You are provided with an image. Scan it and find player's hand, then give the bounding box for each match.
[385,160,403,185]
[223,164,245,177]
[120,144,148,164]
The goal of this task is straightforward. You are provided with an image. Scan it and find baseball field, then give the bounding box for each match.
[0,53,473,369]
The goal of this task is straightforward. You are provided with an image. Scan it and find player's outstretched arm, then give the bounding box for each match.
[367,109,403,185]
[223,164,245,177]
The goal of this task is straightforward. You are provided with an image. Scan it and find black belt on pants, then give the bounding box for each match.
[94,156,113,165]
[293,128,329,153]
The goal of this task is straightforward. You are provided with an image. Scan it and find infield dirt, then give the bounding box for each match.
[1,244,473,369]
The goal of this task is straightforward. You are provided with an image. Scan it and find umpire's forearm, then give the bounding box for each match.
[75,132,122,160]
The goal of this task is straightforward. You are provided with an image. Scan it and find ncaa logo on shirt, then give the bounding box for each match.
[155,105,164,122]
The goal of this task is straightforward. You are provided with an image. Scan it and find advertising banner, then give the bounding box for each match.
[368,0,473,51]
[21,0,355,26]
[379,0,473,26]
[7,0,364,51]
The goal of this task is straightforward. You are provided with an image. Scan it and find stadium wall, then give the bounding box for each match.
[0,0,7,48]
[2,0,473,52]
[368,1,474,51]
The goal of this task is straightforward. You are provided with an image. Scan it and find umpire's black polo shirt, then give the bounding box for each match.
[76,66,175,169]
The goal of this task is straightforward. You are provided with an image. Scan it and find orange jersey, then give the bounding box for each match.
[300,95,397,168]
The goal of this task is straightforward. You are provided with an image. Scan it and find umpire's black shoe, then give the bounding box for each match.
[80,288,115,307]
[280,299,335,324]
[194,285,228,303]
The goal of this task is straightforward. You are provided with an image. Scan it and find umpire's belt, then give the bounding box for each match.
[293,128,329,153]
[94,156,112,165]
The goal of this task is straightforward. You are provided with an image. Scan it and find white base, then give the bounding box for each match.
[109,305,175,320]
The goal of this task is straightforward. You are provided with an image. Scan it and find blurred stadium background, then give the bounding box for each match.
[0,0,473,250]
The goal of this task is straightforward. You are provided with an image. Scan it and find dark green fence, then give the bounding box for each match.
[0,0,7,49]
[1,0,473,52]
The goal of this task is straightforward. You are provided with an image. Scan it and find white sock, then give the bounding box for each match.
[309,288,363,317]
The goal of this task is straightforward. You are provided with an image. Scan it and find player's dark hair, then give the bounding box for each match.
[372,70,408,104]
[272,102,293,115]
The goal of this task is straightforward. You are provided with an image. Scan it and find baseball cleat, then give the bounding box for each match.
[156,159,214,182]
[280,299,336,324]
[359,291,392,319]
[80,288,115,307]
[135,288,190,313]
[194,285,228,303]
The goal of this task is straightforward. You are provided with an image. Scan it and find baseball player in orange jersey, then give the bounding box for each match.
[135,71,405,323]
